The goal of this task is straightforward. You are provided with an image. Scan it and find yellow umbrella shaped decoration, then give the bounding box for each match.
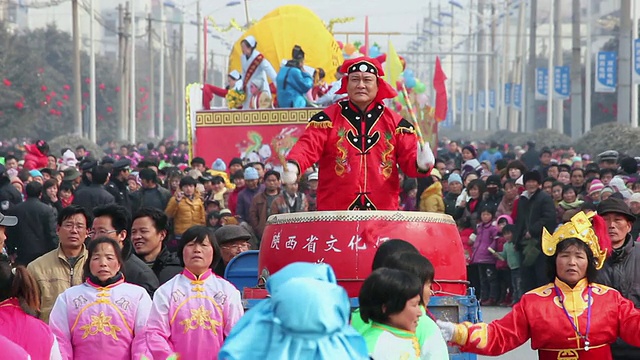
[228,5,345,83]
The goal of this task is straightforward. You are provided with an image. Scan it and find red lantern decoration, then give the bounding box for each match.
[63,84,71,91]
[49,91,57,98]
[115,86,120,93]
[337,40,344,49]
[3,79,11,87]
[139,87,146,93]
[41,85,48,92]
[37,68,44,74]
[82,104,86,111]
[106,106,113,113]
[83,92,89,98]
[62,94,69,101]
[56,101,64,108]
[99,83,106,90]
[14,101,24,110]
[98,114,104,121]
[84,77,91,84]
[49,108,57,115]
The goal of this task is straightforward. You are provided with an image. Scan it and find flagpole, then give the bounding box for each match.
[364,16,369,56]
[401,84,425,148]
[203,17,208,84]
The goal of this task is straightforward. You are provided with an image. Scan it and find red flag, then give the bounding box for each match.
[433,56,448,122]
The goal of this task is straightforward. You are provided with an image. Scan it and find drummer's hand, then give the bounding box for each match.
[417,142,435,171]
[282,163,299,185]
[436,320,457,342]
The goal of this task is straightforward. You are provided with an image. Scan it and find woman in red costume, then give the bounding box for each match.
[284,57,434,211]
[437,211,640,360]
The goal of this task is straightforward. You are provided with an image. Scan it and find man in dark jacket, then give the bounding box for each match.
[0,164,22,211]
[6,182,58,265]
[482,175,504,214]
[596,198,640,360]
[519,141,540,171]
[444,173,463,218]
[72,165,115,213]
[92,204,159,296]
[513,171,556,292]
[105,158,132,211]
[131,207,182,284]
[130,168,171,213]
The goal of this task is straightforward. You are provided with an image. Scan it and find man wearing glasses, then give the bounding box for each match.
[27,205,92,323]
[213,225,252,277]
[92,204,159,297]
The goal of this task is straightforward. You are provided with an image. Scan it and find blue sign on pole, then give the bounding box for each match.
[535,67,548,100]
[468,94,474,111]
[456,94,462,113]
[595,51,617,93]
[478,91,486,110]
[513,84,522,111]
[489,89,496,110]
[505,83,512,106]
[554,66,570,100]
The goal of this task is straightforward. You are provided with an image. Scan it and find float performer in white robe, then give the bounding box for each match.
[240,35,278,109]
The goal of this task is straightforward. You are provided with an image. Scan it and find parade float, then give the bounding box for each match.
[187,6,477,359]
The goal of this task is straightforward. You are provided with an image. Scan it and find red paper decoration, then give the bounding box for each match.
[106,106,113,113]
[56,101,63,108]
[84,77,91,84]
[63,84,71,91]
[115,86,120,93]
[62,94,69,101]
[41,85,48,92]
[37,68,44,74]
[83,92,89,98]
[49,108,57,115]
[3,79,11,87]
[14,100,24,110]
[49,91,57,98]
[99,83,106,90]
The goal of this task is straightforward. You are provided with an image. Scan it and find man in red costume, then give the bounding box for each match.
[284,57,434,211]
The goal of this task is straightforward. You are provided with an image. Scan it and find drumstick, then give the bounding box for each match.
[401,83,425,149]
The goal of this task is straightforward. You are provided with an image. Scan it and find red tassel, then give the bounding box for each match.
[591,214,612,257]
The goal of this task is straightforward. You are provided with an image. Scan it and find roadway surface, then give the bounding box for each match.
[477,306,536,360]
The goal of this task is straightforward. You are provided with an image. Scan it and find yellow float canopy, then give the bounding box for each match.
[228,5,344,83]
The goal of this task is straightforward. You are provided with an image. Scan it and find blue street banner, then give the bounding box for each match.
[535,67,548,100]
[489,89,496,110]
[468,94,474,111]
[478,91,486,110]
[553,66,570,100]
[513,84,522,111]
[456,94,462,113]
[505,83,512,106]
[595,51,617,93]
[443,99,454,128]
[634,39,640,83]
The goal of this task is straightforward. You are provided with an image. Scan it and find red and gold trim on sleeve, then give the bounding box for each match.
[452,322,489,349]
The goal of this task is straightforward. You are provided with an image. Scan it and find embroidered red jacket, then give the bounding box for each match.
[287,100,429,211]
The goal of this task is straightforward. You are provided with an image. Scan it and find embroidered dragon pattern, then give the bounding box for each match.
[335,127,349,176]
[381,131,394,179]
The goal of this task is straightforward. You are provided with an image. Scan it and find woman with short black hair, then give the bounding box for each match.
[358,268,423,359]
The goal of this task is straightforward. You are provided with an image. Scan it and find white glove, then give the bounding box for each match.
[417,142,435,171]
[282,162,299,185]
[436,320,457,342]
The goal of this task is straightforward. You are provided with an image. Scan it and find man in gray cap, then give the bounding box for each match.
[598,150,619,170]
[213,224,252,277]
[596,197,640,359]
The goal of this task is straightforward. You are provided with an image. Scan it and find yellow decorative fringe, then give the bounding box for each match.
[307,121,333,129]
[395,127,416,135]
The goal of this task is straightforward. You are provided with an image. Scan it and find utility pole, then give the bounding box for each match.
[72,0,82,136]
[118,4,127,140]
[546,0,555,130]
[618,0,632,124]
[129,0,136,144]
[179,21,186,140]
[525,0,537,132]
[196,0,202,85]
[552,0,563,133]
[148,13,155,138]
[243,0,250,26]
[89,0,97,143]
[570,0,583,139]
[172,29,178,139]
[158,1,165,139]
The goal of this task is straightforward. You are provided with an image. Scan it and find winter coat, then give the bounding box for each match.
[0,176,22,211]
[22,144,48,170]
[165,195,206,235]
[72,184,115,214]
[496,195,516,218]
[270,192,308,215]
[444,192,460,218]
[130,185,172,213]
[471,222,497,264]
[596,234,640,359]
[227,186,244,215]
[249,190,280,240]
[513,189,556,247]
[105,178,131,211]
[494,236,509,270]
[419,182,445,213]
[135,246,183,285]
[482,190,504,215]
[121,239,159,297]
[497,242,521,270]
[236,185,262,222]
[6,198,58,265]
[276,63,314,108]
[478,149,503,170]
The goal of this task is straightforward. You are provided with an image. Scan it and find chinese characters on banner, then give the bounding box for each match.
[633,39,640,84]
[513,84,523,111]
[595,51,617,93]
[535,67,549,100]
[489,89,496,110]
[553,66,570,100]
[504,83,512,107]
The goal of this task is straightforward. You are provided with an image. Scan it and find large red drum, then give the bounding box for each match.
[259,211,467,298]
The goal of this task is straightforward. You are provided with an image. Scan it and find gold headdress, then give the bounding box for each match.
[541,211,611,269]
